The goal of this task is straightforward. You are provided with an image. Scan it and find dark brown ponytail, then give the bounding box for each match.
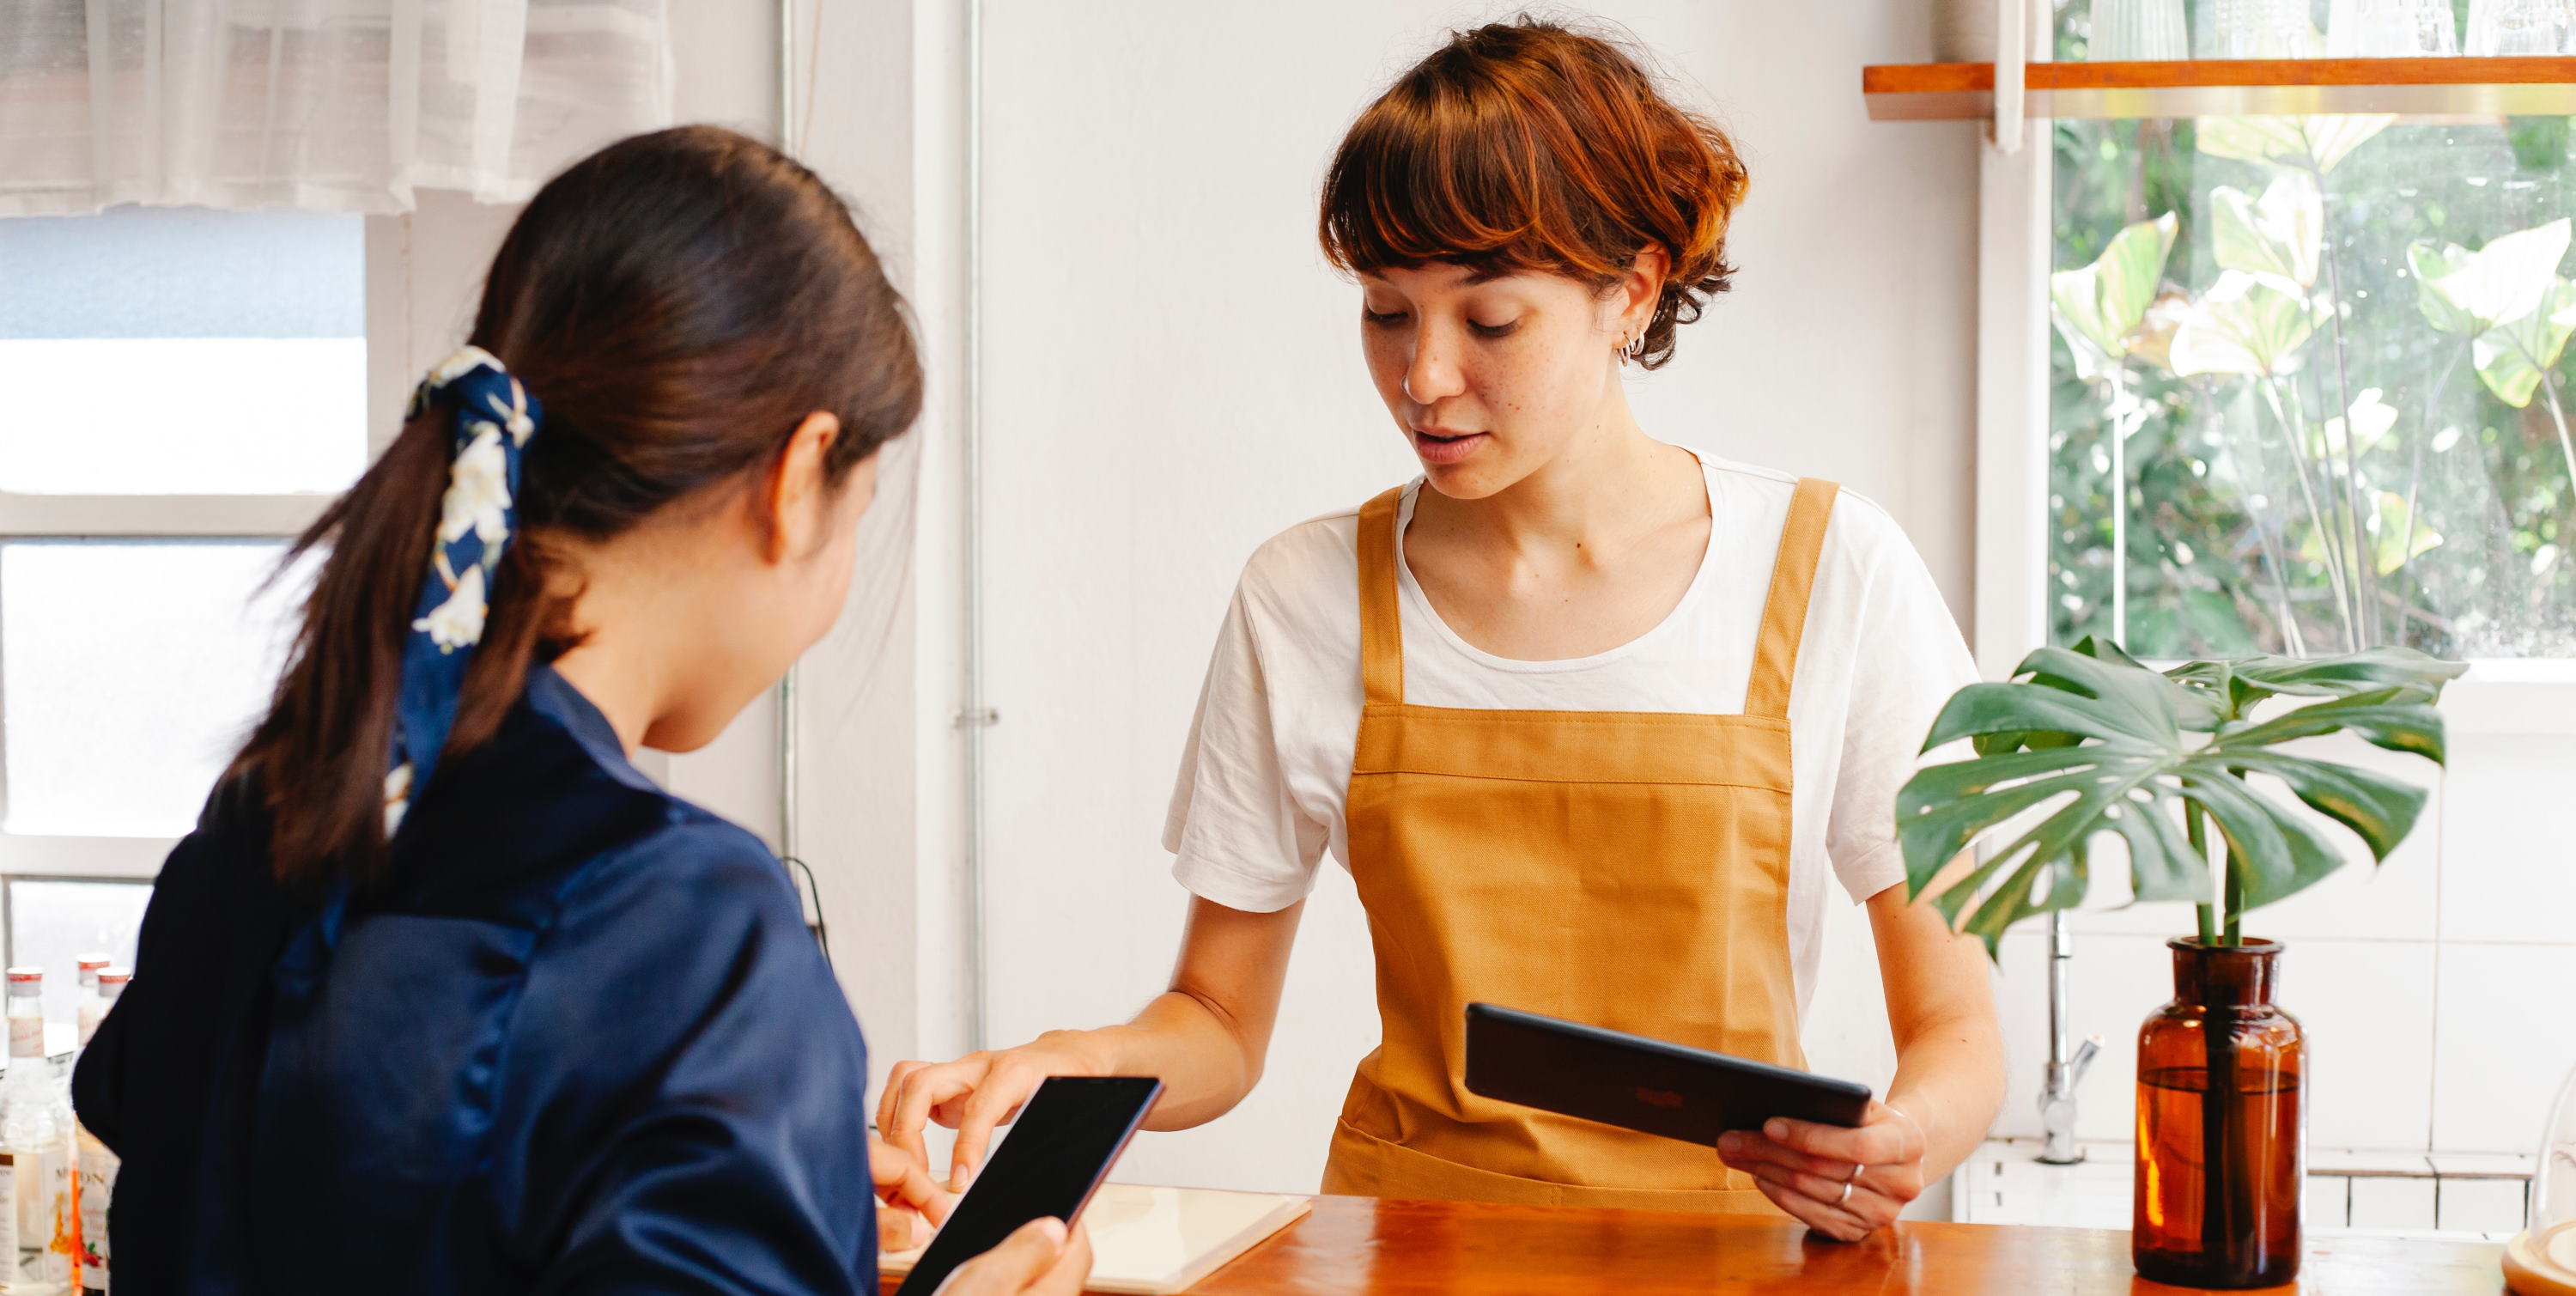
[234,125,924,889]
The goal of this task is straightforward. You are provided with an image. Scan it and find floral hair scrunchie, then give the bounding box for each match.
[385,346,542,835]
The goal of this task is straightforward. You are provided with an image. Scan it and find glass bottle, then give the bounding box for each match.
[2090,0,2190,59]
[2506,1056,2576,1293]
[68,958,106,1056]
[1,969,67,1294]
[2133,939,2304,1290]
[71,969,122,1296]
[2465,0,2576,54]
[2204,0,2323,56]
[2329,0,2464,54]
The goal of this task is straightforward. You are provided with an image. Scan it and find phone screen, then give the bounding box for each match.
[891,1075,1163,1296]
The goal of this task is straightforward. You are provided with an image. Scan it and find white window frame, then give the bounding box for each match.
[1971,72,2576,736]
[0,214,415,882]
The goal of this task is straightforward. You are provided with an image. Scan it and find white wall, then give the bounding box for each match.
[964,1,1980,1193]
[447,0,2576,1208]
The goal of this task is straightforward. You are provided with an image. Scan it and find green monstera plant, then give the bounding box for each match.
[1895,638,2464,949]
[1899,638,2464,1287]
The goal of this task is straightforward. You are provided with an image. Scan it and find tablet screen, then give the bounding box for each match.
[892,1075,1162,1296]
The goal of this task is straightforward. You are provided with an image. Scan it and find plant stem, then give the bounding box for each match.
[2225,867,2245,946]
[2286,374,2363,652]
[2110,369,2129,647]
[2314,168,2378,645]
[2210,378,2309,654]
[2263,375,2359,648]
[2393,338,2470,646]
[2533,352,2576,498]
[2203,992,2244,1276]
[2190,802,2219,945]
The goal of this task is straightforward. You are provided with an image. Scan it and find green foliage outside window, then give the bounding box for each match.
[2048,2,2576,659]
[2050,114,2576,658]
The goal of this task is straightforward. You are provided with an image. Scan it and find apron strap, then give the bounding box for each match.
[1358,487,1408,707]
[1742,478,1840,721]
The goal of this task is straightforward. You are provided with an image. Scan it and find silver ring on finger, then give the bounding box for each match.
[1837,1177,1855,1207]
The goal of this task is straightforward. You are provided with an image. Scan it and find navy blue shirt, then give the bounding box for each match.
[73,668,877,1294]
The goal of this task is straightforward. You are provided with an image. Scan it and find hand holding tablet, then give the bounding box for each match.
[1463,1002,1872,1141]
[1462,1002,1927,1241]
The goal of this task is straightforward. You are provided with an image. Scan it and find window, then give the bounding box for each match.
[0,205,368,977]
[2043,7,2576,659]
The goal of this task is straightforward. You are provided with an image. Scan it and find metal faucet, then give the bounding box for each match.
[2038,910,2103,1165]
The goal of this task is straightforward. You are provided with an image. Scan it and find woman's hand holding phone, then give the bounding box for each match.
[873,1134,1093,1296]
[878,1032,1105,1191]
[870,1134,957,1251]
[935,1218,1093,1296]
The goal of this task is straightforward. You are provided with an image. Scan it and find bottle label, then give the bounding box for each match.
[43,1142,70,1283]
[0,1151,17,1285]
[76,1134,111,1293]
[9,1016,40,1060]
[13,1142,68,1286]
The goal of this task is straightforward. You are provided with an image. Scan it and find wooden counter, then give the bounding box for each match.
[903,1195,2510,1295]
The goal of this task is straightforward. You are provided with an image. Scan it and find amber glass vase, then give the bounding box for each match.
[2133,938,2305,1289]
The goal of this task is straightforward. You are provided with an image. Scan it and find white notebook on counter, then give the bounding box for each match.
[880,1183,1313,1296]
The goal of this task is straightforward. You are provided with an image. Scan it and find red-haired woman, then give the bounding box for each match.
[883,20,2003,1238]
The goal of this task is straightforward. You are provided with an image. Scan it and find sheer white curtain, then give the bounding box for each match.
[0,0,673,216]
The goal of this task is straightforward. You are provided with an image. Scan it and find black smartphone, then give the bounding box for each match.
[891,1075,1163,1296]
[1464,1002,1870,1145]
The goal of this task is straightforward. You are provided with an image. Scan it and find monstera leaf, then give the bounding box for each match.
[2197,114,2394,174]
[2169,271,2330,379]
[2051,213,2178,380]
[2163,645,2468,719]
[1899,639,2461,951]
[2315,388,2398,458]
[2365,492,2443,576]
[2412,219,2572,339]
[2474,278,2576,408]
[2211,173,2323,293]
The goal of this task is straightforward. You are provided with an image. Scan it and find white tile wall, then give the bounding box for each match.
[2432,942,2576,1154]
[1954,1144,2136,1228]
[2439,733,2576,946]
[2297,940,2439,1148]
[2307,1175,2351,1227]
[1964,1141,2528,1238]
[2350,1176,2439,1232]
[1986,725,2576,1194]
[2437,1177,2532,1234]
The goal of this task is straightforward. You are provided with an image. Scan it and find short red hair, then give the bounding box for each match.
[1318,17,1749,370]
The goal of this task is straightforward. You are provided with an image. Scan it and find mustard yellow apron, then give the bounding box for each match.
[1319,477,1841,1213]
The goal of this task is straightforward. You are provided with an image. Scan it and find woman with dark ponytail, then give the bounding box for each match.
[71,126,1082,1296]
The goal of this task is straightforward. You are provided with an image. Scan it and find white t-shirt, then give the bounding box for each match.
[1162,453,1979,1012]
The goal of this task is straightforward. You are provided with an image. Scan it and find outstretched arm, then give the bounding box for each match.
[878,895,1303,1190]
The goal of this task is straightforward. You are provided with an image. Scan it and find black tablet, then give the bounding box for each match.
[1463,1002,1870,1145]
[891,1075,1163,1296]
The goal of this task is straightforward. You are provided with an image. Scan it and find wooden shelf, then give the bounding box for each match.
[1864,57,2576,121]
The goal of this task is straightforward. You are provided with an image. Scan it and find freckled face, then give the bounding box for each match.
[1359,264,1629,500]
